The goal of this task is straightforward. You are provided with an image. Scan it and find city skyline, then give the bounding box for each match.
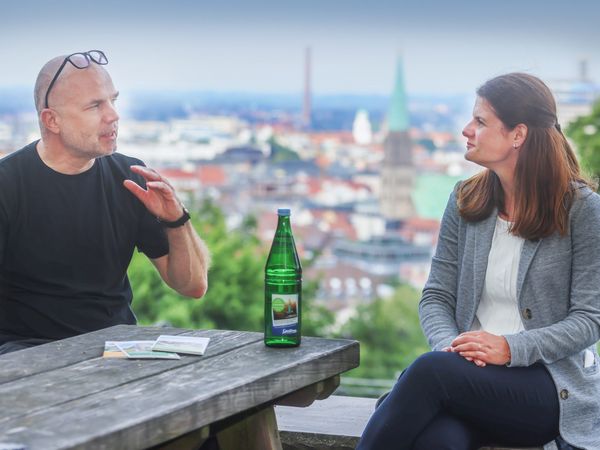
[1,0,599,95]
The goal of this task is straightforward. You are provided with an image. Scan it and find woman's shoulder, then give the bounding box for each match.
[570,183,600,222]
[445,181,462,206]
[572,182,598,204]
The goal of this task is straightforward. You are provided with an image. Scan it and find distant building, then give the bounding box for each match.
[551,59,600,126]
[213,146,265,165]
[302,47,312,130]
[380,56,416,226]
[333,234,431,276]
[352,109,373,145]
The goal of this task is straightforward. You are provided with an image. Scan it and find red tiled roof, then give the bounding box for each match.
[309,131,355,146]
[403,217,441,231]
[197,165,227,186]
[160,168,197,180]
[159,166,227,187]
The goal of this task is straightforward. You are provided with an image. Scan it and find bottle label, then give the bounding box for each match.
[271,293,298,336]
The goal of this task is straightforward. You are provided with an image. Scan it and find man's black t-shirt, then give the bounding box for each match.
[0,141,169,342]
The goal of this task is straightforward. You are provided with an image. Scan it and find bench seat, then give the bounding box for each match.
[275,395,542,450]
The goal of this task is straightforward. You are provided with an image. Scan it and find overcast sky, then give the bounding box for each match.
[1,0,599,95]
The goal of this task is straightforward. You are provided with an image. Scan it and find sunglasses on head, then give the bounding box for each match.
[44,50,108,109]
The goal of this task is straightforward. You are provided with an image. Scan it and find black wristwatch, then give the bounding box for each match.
[160,207,191,228]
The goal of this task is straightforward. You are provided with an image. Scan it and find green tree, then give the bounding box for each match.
[339,284,429,379]
[129,199,334,336]
[566,100,600,179]
[129,199,264,330]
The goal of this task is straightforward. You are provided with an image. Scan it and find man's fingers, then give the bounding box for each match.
[130,165,162,181]
[124,178,173,198]
[146,181,176,196]
[123,179,146,198]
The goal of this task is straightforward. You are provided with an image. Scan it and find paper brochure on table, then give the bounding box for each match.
[103,340,149,358]
[104,340,180,359]
[151,334,211,355]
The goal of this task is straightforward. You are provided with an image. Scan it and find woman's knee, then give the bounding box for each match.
[384,352,452,399]
[407,351,463,379]
[390,351,470,401]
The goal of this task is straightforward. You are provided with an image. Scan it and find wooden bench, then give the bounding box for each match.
[275,395,542,450]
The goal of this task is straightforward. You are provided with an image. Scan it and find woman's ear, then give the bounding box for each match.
[513,123,528,148]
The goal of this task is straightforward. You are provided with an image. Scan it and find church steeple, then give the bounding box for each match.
[379,54,416,226]
[388,56,409,132]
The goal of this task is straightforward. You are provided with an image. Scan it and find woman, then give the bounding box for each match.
[357,73,600,450]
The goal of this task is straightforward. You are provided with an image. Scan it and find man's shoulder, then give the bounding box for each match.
[0,142,38,190]
[101,152,145,171]
[0,141,37,171]
[106,151,144,165]
[97,152,148,186]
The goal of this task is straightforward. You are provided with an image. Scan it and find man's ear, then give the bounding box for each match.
[40,109,61,135]
[513,123,528,148]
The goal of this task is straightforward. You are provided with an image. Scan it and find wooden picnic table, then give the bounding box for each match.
[0,325,359,450]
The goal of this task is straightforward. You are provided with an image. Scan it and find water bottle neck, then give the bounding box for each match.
[276,215,292,234]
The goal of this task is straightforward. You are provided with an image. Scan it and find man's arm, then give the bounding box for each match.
[123,165,210,298]
[150,223,209,298]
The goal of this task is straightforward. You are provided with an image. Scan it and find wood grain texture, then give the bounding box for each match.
[150,425,209,450]
[0,328,260,425]
[0,327,359,450]
[217,406,282,450]
[0,325,188,384]
[275,375,340,407]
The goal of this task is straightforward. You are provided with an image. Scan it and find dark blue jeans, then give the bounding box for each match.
[357,351,561,450]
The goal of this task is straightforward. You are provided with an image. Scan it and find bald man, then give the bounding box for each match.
[0,50,210,354]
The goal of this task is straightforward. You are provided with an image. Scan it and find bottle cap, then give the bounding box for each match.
[277,208,291,216]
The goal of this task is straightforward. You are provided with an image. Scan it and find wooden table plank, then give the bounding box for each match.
[0,325,191,384]
[0,336,359,450]
[0,328,262,425]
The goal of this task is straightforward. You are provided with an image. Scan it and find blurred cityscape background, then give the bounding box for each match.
[2,0,600,395]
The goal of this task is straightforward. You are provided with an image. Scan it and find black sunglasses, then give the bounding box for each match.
[44,50,108,109]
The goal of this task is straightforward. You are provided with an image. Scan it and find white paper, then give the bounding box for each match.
[114,341,180,359]
[151,334,210,355]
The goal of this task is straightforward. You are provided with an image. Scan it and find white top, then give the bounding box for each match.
[471,217,525,335]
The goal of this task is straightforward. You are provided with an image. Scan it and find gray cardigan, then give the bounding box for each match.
[419,185,600,450]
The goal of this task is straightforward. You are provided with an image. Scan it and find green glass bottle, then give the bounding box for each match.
[264,208,302,347]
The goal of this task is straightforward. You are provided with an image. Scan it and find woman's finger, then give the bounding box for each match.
[452,342,483,353]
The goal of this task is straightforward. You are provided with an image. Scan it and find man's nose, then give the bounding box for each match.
[105,103,119,123]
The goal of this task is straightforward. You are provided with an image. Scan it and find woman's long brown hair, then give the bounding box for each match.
[458,73,595,240]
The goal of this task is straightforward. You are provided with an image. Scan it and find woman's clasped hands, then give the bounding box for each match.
[443,331,511,367]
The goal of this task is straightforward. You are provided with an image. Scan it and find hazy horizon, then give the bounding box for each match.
[2,0,600,95]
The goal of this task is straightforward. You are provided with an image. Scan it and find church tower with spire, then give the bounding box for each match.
[380,56,416,226]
